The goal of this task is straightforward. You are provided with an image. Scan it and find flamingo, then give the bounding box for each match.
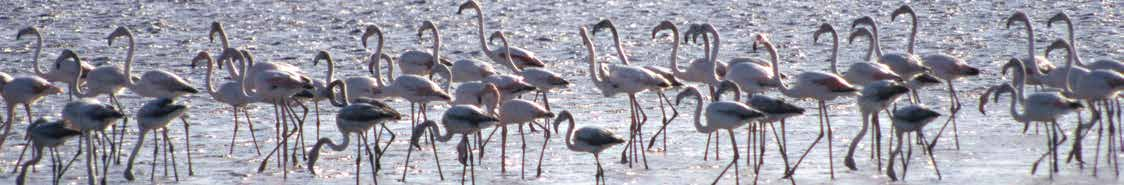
[409,99,501,184]
[309,49,391,140]
[647,20,694,150]
[552,110,625,185]
[1,29,70,152]
[306,80,402,185]
[123,98,190,182]
[457,0,546,70]
[60,50,127,185]
[754,33,859,179]
[885,105,943,181]
[886,5,982,150]
[1044,40,1124,173]
[14,118,82,185]
[490,98,553,179]
[240,50,316,178]
[592,19,677,166]
[840,26,903,85]
[583,25,670,168]
[489,31,571,133]
[714,79,801,183]
[0,62,64,152]
[190,51,262,155]
[1046,12,1124,73]
[1003,11,1056,86]
[676,85,766,185]
[104,27,199,167]
[15,27,92,99]
[852,16,930,80]
[979,58,1083,178]
[398,21,452,78]
[843,80,910,170]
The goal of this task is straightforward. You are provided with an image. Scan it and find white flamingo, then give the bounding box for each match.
[1046,12,1124,73]
[552,110,626,185]
[887,5,984,150]
[583,25,670,168]
[852,16,930,79]
[676,85,765,185]
[1003,11,1056,86]
[398,21,452,78]
[0,47,65,153]
[123,98,190,182]
[191,50,262,156]
[840,26,903,85]
[16,27,92,99]
[60,50,127,185]
[1044,40,1124,171]
[457,0,546,70]
[979,58,1083,178]
[306,80,402,185]
[756,33,860,180]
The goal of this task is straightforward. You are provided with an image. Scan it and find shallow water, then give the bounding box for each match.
[0,0,1121,184]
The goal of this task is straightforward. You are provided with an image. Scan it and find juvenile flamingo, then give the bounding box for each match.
[552,110,625,185]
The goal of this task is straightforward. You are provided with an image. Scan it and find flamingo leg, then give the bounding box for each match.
[243,108,262,155]
[315,101,322,141]
[355,134,362,185]
[822,101,836,179]
[163,129,181,181]
[769,122,792,178]
[123,130,149,181]
[783,103,827,179]
[930,82,962,150]
[424,103,445,180]
[537,122,550,177]
[916,131,942,180]
[179,116,194,176]
[886,131,903,181]
[519,123,527,179]
[109,94,128,164]
[0,105,18,154]
[361,132,378,185]
[844,112,871,171]
[229,106,241,155]
[710,129,740,185]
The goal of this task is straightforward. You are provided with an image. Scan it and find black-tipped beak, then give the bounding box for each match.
[964,67,981,76]
[1070,102,1085,109]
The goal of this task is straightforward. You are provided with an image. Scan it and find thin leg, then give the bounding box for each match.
[243,108,262,155]
[783,104,827,179]
[230,106,241,155]
[822,101,836,179]
[180,116,194,175]
[844,112,870,170]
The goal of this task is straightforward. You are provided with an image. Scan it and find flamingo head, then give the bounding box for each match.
[1047,12,1071,28]
[891,5,916,22]
[1005,12,1030,29]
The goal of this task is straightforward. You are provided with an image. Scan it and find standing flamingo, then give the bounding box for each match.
[885,105,943,181]
[306,80,401,185]
[15,27,92,99]
[1004,11,1056,86]
[980,58,1083,178]
[583,25,670,168]
[190,51,262,155]
[123,98,190,182]
[489,31,571,130]
[843,80,910,170]
[886,5,982,150]
[1,28,70,152]
[755,33,859,180]
[1046,12,1124,73]
[1044,40,1124,172]
[14,118,82,185]
[646,20,693,151]
[676,84,765,185]
[60,50,126,185]
[409,100,500,185]
[457,0,546,70]
[552,110,625,185]
[840,27,903,85]
[852,16,929,80]
[399,21,452,78]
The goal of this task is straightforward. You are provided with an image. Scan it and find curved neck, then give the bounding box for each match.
[203,55,219,96]
[1063,43,1077,93]
[608,26,630,65]
[327,80,350,107]
[369,30,388,87]
[583,29,604,84]
[496,33,522,73]
[763,39,787,91]
[868,23,883,58]
[1006,84,1026,122]
[1022,21,1039,72]
[703,27,721,84]
[323,56,335,86]
[120,34,136,85]
[1065,21,1080,65]
[428,28,442,73]
[470,7,492,57]
[827,30,840,75]
[30,33,44,75]
[66,55,89,97]
[907,14,918,54]
[562,115,578,151]
[666,29,681,75]
[690,94,712,133]
[701,34,711,63]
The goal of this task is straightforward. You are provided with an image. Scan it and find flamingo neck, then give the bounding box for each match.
[204,56,219,96]
[1023,21,1040,74]
[763,40,788,91]
[668,30,682,75]
[32,35,44,75]
[563,116,577,151]
[869,22,883,58]
[690,95,712,133]
[122,35,136,85]
[472,7,492,57]
[907,14,918,54]
[607,27,630,65]
[829,31,840,75]
[707,31,721,85]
